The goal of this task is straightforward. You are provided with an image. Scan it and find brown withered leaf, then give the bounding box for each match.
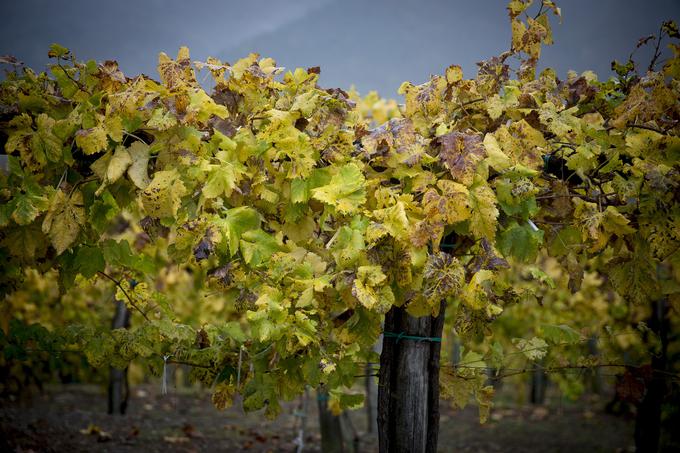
[208,263,234,287]
[99,60,126,83]
[615,367,649,404]
[562,76,597,107]
[210,117,238,137]
[0,55,23,65]
[195,328,210,349]
[361,118,425,165]
[435,131,486,186]
[212,87,242,111]
[411,218,444,248]
[193,228,216,261]
[549,180,573,219]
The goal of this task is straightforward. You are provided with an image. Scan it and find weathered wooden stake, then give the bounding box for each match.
[377,301,445,453]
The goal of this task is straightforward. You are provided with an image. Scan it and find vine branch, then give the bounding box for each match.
[97,271,150,322]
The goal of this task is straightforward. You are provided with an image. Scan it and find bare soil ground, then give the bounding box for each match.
[0,383,635,452]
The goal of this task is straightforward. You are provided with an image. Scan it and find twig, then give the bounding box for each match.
[97,271,150,322]
[67,176,97,198]
[532,1,545,19]
[648,24,665,72]
[56,58,91,95]
[166,359,213,369]
[123,131,150,144]
[627,123,665,134]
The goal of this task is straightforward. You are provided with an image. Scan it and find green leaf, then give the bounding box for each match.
[102,239,156,274]
[189,89,229,122]
[89,190,120,233]
[541,324,582,345]
[548,226,582,256]
[328,223,366,268]
[106,145,132,184]
[1,224,46,259]
[0,203,12,227]
[498,221,544,263]
[477,386,495,424]
[351,265,394,313]
[495,177,538,218]
[290,178,310,204]
[214,207,261,256]
[371,201,410,240]
[483,133,511,171]
[47,43,70,58]
[609,241,659,305]
[31,114,64,163]
[512,337,549,361]
[11,191,49,225]
[147,108,177,130]
[74,245,105,278]
[328,390,364,415]
[202,151,246,199]
[290,90,320,117]
[239,229,282,267]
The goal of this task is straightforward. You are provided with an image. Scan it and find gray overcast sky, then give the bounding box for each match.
[1,0,679,96]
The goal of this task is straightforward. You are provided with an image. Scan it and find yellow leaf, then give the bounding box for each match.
[127,141,151,189]
[76,126,108,155]
[142,170,187,218]
[446,65,463,84]
[106,145,132,183]
[372,201,410,240]
[468,185,498,240]
[42,190,85,254]
[483,134,511,171]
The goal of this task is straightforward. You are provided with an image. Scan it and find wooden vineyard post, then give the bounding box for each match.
[377,301,445,453]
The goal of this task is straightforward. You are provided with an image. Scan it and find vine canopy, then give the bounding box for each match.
[1,1,679,418]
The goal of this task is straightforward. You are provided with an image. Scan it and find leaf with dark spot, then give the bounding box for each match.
[361,118,425,165]
[435,131,486,186]
[139,216,169,240]
[193,229,215,261]
[99,60,126,83]
[208,262,234,287]
[212,88,242,112]
[210,117,238,137]
[470,239,510,273]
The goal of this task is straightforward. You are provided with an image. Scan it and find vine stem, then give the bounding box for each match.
[166,359,213,369]
[123,131,149,144]
[56,57,91,95]
[97,271,150,322]
[67,176,97,198]
[626,123,665,134]
[648,24,665,72]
